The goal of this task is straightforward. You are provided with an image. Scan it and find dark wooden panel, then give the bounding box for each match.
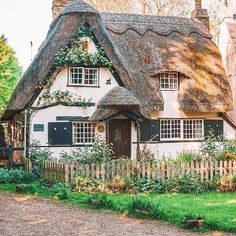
[48,122,72,146]
[140,119,160,142]
[109,119,131,158]
[204,120,224,137]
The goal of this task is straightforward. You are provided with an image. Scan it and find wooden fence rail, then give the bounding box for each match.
[25,159,236,184]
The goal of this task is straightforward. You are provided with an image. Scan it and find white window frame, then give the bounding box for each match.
[72,122,95,145]
[160,72,179,91]
[69,67,99,86]
[160,119,203,141]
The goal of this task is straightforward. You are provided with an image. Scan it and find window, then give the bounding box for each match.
[160,72,178,90]
[72,122,95,145]
[160,120,181,140]
[183,120,203,139]
[160,119,203,141]
[69,67,99,86]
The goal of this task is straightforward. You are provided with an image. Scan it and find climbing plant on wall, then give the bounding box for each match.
[53,25,113,71]
[35,90,94,110]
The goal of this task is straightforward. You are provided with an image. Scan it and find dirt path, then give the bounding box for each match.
[0,192,233,236]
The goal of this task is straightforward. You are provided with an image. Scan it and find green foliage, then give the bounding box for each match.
[36,90,93,109]
[104,176,135,194]
[174,152,201,164]
[73,176,101,193]
[134,177,162,193]
[0,35,21,113]
[29,140,52,176]
[50,182,71,200]
[200,132,225,158]
[86,193,113,209]
[53,25,113,71]
[128,197,160,219]
[60,137,113,164]
[0,168,35,184]
[29,140,51,165]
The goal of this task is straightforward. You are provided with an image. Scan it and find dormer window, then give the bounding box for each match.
[160,72,178,91]
[69,67,99,86]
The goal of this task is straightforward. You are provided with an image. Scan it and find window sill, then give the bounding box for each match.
[67,84,100,88]
[133,140,202,144]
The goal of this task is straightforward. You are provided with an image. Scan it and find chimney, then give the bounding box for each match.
[191,0,210,30]
[52,0,76,19]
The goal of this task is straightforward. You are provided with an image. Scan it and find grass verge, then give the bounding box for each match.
[1,183,236,232]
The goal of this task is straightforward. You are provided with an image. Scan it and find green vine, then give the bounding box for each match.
[53,25,113,72]
[36,90,94,109]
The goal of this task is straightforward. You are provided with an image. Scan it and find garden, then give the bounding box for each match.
[1,134,236,233]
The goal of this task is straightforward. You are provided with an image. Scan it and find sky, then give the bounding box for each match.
[0,0,52,71]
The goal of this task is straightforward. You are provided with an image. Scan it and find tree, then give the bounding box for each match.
[0,35,21,114]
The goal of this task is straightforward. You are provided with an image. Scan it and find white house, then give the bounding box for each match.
[1,0,235,160]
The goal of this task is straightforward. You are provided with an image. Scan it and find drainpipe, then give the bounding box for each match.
[136,120,141,161]
[23,110,28,159]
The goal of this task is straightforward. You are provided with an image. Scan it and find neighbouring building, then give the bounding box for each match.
[218,1,236,134]
[1,0,235,159]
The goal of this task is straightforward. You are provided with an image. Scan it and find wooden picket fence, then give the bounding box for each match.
[25,159,236,184]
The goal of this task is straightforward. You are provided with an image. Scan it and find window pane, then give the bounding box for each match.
[84,68,98,85]
[183,120,203,139]
[70,68,83,85]
[73,122,95,144]
[160,72,178,91]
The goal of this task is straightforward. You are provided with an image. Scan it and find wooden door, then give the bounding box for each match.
[109,119,131,158]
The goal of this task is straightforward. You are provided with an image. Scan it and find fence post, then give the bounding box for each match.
[8,145,13,168]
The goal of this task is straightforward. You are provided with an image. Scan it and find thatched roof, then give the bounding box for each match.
[1,0,233,121]
[97,86,140,107]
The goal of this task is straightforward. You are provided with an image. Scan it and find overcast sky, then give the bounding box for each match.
[0,0,52,71]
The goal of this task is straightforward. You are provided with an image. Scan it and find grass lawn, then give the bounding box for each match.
[1,183,236,232]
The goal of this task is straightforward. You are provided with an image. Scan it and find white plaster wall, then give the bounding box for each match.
[30,38,118,157]
[130,89,236,159]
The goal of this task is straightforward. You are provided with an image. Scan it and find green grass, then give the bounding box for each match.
[1,183,236,232]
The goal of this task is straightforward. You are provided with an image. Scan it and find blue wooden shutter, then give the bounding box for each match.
[140,120,160,142]
[48,122,72,145]
[204,120,223,137]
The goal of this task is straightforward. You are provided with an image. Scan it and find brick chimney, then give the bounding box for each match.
[52,0,76,19]
[191,0,210,30]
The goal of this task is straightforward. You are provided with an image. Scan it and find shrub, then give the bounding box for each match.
[134,177,163,193]
[59,137,113,164]
[105,176,135,194]
[0,168,35,184]
[128,197,160,219]
[177,174,209,194]
[200,132,225,158]
[218,151,236,161]
[29,140,52,176]
[73,176,101,193]
[174,152,201,164]
[86,193,113,209]
[163,174,209,194]
[50,182,71,200]
[217,175,236,192]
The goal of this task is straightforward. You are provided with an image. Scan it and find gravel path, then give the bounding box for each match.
[0,192,233,236]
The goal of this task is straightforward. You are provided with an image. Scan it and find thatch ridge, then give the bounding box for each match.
[1,0,233,120]
[97,86,140,107]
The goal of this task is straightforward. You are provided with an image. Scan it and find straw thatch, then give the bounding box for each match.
[1,0,233,121]
[97,86,140,107]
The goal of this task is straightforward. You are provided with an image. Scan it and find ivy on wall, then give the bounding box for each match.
[53,25,113,71]
[35,90,94,110]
